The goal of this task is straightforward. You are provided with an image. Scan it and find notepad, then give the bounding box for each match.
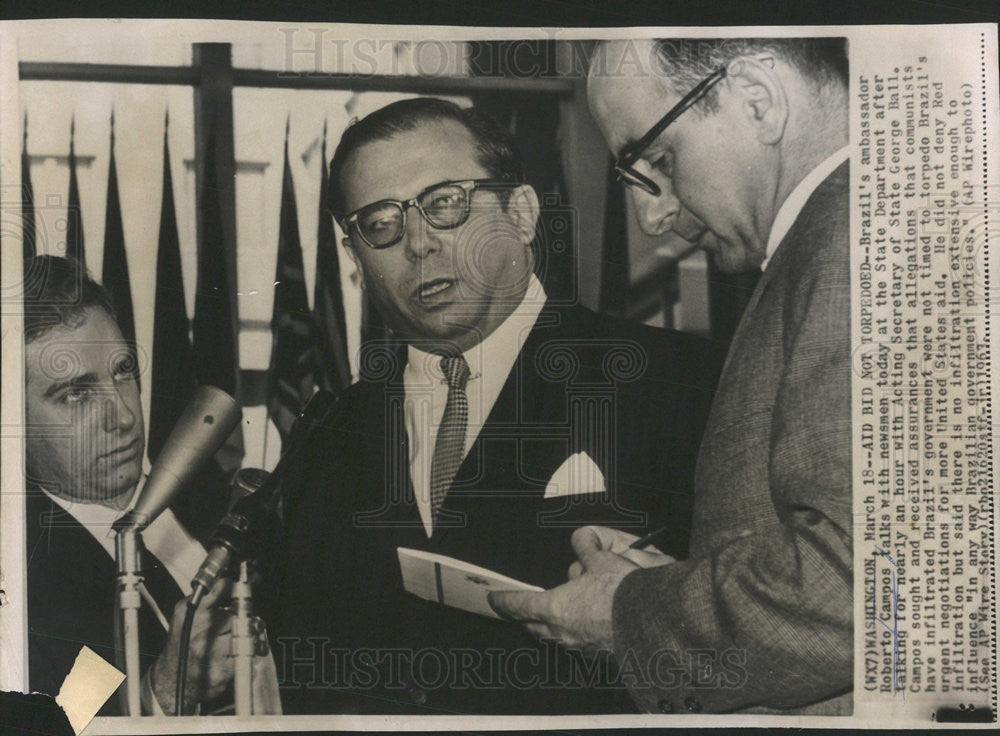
[397,547,543,619]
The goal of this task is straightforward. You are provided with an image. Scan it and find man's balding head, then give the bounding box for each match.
[587,37,847,273]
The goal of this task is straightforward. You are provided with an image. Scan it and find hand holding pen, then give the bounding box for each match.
[566,525,675,580]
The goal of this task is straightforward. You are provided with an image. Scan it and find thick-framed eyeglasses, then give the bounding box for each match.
[613,66,727,197]
[341,178,521,249]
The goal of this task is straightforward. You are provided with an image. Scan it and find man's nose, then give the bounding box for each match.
[102,390,137,433]
[630,175,686,236]
[402,210,445,261]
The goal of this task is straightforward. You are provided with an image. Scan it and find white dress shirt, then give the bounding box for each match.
[760,145,850,272]
[404,274,547,537]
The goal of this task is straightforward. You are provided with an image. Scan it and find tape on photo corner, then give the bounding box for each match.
[55,646,125,735]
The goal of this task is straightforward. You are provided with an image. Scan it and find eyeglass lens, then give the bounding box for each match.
[355,182,471,247]
[614,165,654,191]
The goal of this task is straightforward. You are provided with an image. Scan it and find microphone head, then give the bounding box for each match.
[117,386,241,532]
[229,467,269,511]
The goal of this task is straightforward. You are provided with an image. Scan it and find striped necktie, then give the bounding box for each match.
[429,355,470,529]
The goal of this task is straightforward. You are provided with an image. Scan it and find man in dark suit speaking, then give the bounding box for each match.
[492,37,853,716]
[270,97,720,714]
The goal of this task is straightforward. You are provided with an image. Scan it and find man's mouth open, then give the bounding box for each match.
[415,278,456,303]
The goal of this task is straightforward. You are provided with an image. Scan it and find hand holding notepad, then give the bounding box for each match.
[397,547,542,619]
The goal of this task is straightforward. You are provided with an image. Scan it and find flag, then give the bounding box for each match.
[192,118,243,472]
[66,116,85,265]
[267,121,315,447]
[193,122,238,395]
[148,113,196,463]
[101,111,140,388]
[22,112,36,264]
[312,119,351,392]
[151,113,232,538]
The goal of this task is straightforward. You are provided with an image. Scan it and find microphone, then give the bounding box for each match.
[114,386,242,533]
[189,390,338,600]
[228,467,269,511]
[190,468,269,595]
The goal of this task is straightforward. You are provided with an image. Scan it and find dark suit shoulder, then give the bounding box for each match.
[320,361,400,428]
[553,304,724,396]
[283,377,387,518]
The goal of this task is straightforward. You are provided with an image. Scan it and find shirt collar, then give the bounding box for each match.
[407,273,547,383]
[40,484,137,537]
[38,482,205,596]
[761,145,849,271]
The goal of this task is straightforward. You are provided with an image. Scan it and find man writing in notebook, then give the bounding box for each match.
[491,37,853,715]
[271,97,721,714]
[23,255,234,714]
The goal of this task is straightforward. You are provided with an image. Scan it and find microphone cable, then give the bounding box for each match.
[174,599,198,716]
[174,390,337,715]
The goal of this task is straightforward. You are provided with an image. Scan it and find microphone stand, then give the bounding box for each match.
[179,390,337,715]
[110,385,242,717]
[230,561,255,715]
[115,529,143,715]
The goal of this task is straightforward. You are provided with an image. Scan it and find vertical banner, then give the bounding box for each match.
[313,119,351,392]
[148,114,196,463]
[21,113,35,264]
[193,118,243,472]
[193,124,237,395]
[267,122,315,448]
[100,113,139,387]
[65,116,85,266]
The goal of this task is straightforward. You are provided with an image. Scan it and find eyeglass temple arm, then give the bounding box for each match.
[619,65,728,165]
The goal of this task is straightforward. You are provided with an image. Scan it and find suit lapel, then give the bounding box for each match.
[709,161,850,415]
[448,305,570,501]
[371,360,422,527]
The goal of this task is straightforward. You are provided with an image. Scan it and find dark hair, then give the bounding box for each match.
[328,97,524,219]
[650,37,848,113]
[23,255,116,343]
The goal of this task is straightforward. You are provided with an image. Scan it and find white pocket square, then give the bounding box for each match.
[544,452,606,499]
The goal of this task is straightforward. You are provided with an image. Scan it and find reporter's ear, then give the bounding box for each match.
[507,184,541,245]
[725,54,788,146]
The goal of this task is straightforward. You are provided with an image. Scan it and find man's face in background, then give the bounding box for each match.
[588,40,771,274]
[339,118,539,353]
[25,307,145,509]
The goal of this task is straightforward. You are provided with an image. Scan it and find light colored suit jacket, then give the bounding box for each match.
[612,162,852,715]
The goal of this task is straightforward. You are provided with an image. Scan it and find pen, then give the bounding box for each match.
[628,525,671,550]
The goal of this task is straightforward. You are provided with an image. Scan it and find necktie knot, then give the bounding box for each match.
[440,355,470,391]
